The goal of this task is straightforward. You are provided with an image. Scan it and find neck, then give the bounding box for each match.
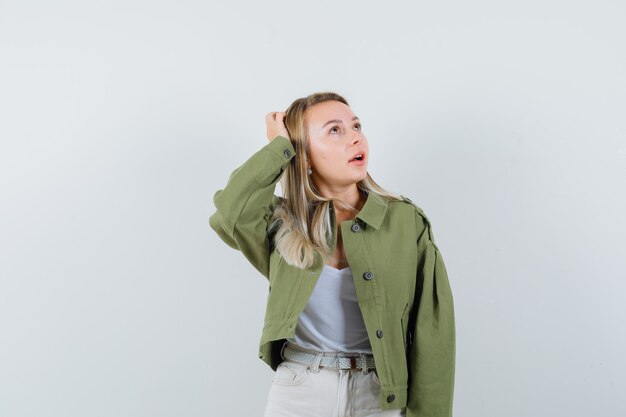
[327,187,366,219]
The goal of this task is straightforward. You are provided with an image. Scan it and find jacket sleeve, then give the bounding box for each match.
[208,135,296,279]
[407,210,456,417]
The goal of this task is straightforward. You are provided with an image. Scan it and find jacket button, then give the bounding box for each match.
[363,271,374,280]
[376,329,384,338]
[351,223,361,232]
[387,394,395,403]
[283,149,291,158]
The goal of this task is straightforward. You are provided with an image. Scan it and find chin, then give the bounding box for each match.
[353,171,368,183]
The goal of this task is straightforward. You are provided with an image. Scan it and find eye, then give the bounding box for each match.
[329,126,341,134]
[353,123,362,131]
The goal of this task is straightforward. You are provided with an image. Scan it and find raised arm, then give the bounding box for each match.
[209,112,295,279]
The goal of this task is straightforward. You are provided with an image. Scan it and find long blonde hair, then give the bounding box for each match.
[270,92,403,269]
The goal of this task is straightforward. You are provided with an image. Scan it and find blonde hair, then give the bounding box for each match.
[270,91,403,269]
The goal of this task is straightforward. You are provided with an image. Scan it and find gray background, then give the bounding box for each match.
[1,1,625,416]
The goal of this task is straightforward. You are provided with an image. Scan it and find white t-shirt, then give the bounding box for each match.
[287,264,373,353]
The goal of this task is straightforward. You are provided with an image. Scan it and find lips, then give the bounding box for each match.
[348,151,366,163]
[348,152,365,166]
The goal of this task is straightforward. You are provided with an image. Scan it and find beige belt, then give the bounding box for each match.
[282,343,376,372]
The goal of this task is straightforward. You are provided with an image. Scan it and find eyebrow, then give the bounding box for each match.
[322,116,360,129]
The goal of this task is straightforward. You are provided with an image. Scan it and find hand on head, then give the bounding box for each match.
[265,112,290,142]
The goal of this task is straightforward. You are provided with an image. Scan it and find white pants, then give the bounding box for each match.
[263,358,406,417]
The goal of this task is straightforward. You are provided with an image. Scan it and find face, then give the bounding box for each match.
[304,100,369,191]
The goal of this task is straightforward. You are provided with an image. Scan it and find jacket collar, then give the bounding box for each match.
[329,190,388,231]
[356,190,388,230]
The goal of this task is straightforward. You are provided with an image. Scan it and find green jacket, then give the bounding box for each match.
[209,136,455,416]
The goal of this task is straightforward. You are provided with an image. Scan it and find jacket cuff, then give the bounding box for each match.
[264,135,296,163]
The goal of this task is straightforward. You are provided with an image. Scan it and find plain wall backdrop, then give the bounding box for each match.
[1,1,625,416]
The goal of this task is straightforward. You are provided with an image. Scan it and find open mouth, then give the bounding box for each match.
[349,153,365,162]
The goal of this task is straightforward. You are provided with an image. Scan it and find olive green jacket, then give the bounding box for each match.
[209,136,455,416]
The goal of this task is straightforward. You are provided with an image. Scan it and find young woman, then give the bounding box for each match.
[209,92,455,417]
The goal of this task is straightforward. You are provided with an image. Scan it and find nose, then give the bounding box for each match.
[351,133,361,145]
